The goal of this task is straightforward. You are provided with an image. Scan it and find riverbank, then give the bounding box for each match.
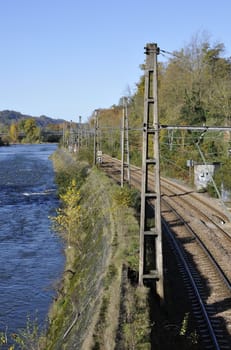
[40,148,201,349]
[42,148,150,349]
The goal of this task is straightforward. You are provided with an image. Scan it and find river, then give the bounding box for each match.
[0,144,64,337]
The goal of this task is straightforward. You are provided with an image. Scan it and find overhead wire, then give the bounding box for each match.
[160,155,189,175]
[193,131,231,221]
[160,49,183,60]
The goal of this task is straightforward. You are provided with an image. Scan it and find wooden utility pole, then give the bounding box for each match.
[139,43,164,301]
[121,97,130,187]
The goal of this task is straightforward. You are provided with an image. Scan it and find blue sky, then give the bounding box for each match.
[0,0,231,122]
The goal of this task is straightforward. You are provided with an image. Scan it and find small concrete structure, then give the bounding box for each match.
[194,163,220,191]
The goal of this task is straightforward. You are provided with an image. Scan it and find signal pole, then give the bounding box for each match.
[139,43,164,301]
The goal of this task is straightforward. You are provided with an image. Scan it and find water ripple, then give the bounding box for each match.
[0,144,64,334]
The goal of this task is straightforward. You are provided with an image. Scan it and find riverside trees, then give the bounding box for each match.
[0,111,64,144]
[5,118,41,143]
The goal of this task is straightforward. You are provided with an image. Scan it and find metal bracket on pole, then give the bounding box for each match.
[139,43,164,301]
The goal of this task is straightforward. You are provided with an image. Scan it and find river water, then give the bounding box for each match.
[0,144,64,335]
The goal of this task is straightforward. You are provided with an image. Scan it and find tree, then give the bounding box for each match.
[23,118,40,143]
[9,123,19,143]
[180,88,206,125]
[52,179,81,250]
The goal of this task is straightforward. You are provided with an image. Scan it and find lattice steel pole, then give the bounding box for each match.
[121,102,125,187]
[78,115,82,150]
[93,110,99,165]
[124,98,130,184]
[139,43,164,301]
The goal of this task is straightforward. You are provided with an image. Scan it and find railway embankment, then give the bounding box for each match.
[44,148,151,349]
[40,149,204,350]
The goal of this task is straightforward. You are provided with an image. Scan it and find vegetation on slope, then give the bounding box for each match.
[42,148,151,349]
[44,148,200,349]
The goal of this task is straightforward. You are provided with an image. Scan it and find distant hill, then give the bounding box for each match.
[0,110,66,127]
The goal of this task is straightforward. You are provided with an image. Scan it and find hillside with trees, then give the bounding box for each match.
[88,34,231,196]
[0,110,67,144]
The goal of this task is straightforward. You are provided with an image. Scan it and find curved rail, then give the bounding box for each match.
[162,217,221,349]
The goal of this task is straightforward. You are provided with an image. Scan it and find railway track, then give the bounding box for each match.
[101,154,231,349]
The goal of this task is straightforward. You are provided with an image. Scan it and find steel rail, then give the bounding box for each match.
[162,215,221,349]
[101,154,231,348]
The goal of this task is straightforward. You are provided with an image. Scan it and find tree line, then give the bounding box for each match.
[0,118,64,144]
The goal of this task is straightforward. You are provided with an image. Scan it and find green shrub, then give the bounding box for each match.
[113,186,140,208]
